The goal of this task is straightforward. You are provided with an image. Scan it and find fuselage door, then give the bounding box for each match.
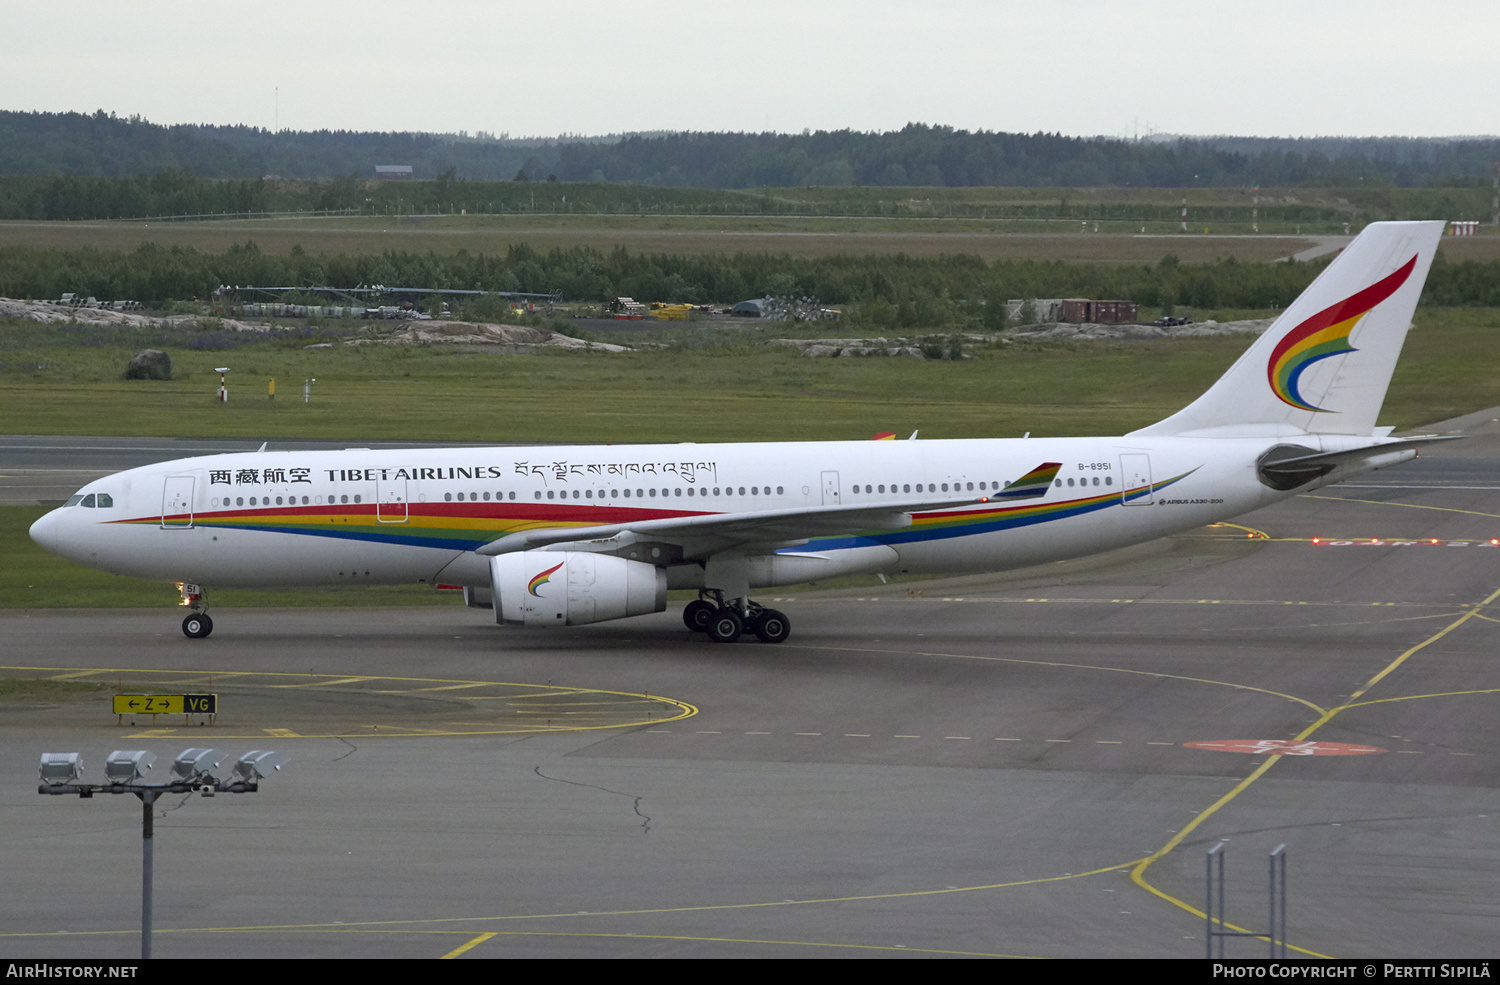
[161,475,195,528]
[377,477,409,523]
[1120,453,1153,506]
[821,470,841,506]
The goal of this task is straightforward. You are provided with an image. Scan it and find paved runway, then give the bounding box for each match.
[2,423,1498,959]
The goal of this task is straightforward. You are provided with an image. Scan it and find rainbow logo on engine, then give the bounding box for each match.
[1266,255,1415,412]
[528,561,565,597]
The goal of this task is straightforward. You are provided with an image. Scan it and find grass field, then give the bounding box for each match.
[0,214,1321,263]
[4,179,1495,265]
[4,309,1497,444]
[5,214,1494,265]
[0,674,108,702]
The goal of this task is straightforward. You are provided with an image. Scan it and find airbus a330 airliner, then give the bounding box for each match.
[30,221,1453,644]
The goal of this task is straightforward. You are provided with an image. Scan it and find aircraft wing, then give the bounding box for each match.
[474,495,988,559]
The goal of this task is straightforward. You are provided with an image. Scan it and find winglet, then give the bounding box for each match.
[993,462,1062,500]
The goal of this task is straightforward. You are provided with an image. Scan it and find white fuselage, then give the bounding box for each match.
[29,433,1388,593]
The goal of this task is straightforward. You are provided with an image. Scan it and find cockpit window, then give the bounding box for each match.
[80,494,96,508]
[65,494,85,507]
[95,493,113,508]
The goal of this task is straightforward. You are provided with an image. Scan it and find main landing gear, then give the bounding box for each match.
[683,591,790,644]
[178,582,214,639]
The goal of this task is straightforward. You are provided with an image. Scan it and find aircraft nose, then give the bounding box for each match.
[29,509,61,554]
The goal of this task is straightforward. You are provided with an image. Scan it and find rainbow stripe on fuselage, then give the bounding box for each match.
[115,471,1193,557]
[799,469,1193,552]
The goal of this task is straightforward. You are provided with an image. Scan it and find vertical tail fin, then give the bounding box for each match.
[1131,220,1445,437]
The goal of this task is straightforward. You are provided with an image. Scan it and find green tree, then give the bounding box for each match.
[981,283,1009,331]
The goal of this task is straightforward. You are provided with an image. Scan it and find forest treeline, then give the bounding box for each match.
[4,111,1499,189]
[4,242,1497,329]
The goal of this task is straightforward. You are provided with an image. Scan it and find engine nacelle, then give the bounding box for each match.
[489,552,667,627]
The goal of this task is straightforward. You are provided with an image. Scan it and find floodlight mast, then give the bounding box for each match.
[38,746,286,959]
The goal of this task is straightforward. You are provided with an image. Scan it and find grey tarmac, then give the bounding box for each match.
[1,421,1498,959]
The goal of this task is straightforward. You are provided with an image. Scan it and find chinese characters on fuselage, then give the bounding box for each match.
[207,462,719,487]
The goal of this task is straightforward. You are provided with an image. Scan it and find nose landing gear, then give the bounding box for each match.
[182,612,214,638]
[178,582,213,639]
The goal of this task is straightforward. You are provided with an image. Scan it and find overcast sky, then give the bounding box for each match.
[5,1,1496,139]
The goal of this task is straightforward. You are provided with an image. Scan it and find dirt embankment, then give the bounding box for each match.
[0,298,628,352]
[1007,318,1275,340]
[0,297,271,332]
[360,320,629,351]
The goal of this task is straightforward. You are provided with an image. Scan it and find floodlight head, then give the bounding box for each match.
[103,750,156,784]
[39,752,83,786]
[214,367,230,374]
[171,747,222,782]
[232,750,289,782]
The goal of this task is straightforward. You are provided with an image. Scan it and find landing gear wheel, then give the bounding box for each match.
[752,608,791,644]
[706,608,743,644]
[683,599,716,633]
[182,613,213,639]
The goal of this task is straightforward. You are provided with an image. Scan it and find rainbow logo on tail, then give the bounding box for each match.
[994,462,1062,500]
[528,561,565,597]
[1267,255,1416,412]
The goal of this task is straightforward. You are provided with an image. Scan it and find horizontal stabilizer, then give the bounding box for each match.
[1257,436,1462,490]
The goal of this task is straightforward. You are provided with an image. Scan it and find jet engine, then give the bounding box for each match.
[488,552,667,626]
